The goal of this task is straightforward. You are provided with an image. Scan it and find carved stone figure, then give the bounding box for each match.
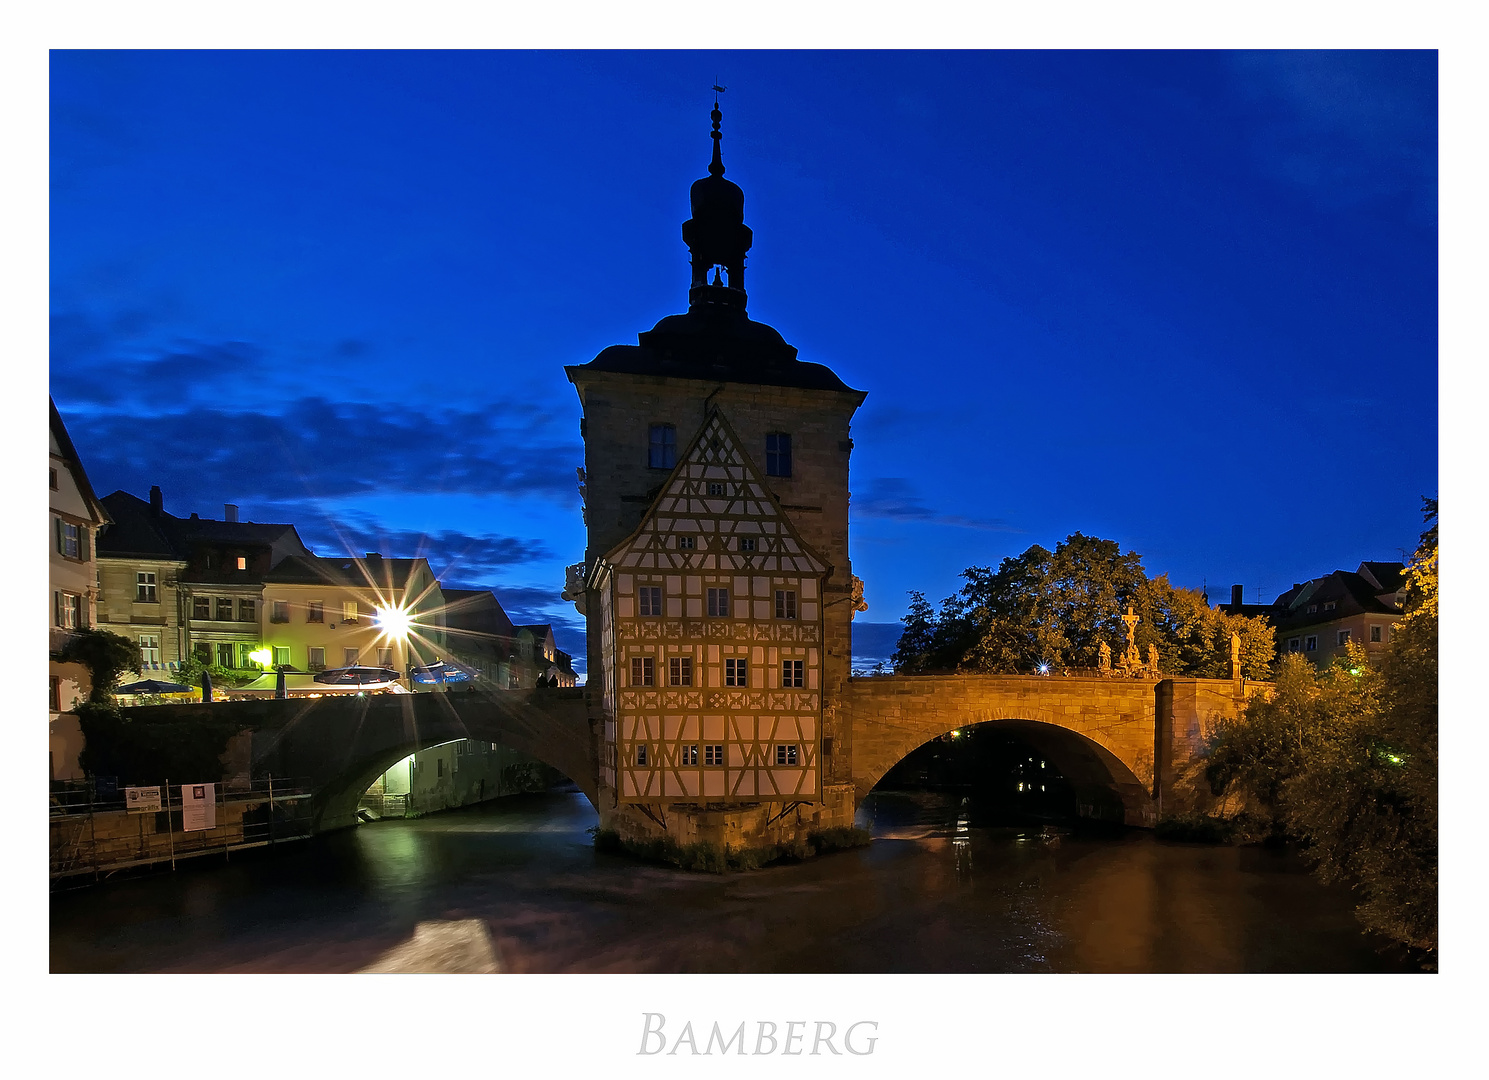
[1099,639,1112,671]
[850,575,869,620]
[1148,642,1159,676]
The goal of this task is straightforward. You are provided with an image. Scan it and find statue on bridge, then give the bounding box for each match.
[1147,642,1160,677]
[1098,639,1112,673]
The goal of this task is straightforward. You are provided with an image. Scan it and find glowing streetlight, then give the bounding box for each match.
[248,647,272,667]
[375,605,412,639]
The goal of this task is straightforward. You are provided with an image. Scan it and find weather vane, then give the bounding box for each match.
[712,83,727,97]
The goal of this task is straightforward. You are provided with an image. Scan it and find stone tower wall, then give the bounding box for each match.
[572,370,863,790]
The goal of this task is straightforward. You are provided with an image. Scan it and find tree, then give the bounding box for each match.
[892,533,1274,678]
[56,628,142,704]
[1205,498,1437,954]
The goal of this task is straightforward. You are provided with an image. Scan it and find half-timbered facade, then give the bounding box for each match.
[590,411,830,803]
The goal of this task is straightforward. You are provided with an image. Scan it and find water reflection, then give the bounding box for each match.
[50,789,1416,974]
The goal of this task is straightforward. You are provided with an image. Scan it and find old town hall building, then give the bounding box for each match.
[567,101,867,844]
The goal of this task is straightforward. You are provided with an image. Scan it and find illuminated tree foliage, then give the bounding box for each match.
[56,628,143,704]
[892,533,1274,677]
[1207,498,1437,954]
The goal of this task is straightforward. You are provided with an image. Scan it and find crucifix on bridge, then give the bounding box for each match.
[1120,604,1142,670]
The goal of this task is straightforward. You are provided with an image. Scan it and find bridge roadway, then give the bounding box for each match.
[116,672,1257,833]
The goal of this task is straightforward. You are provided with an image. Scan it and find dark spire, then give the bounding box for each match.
[709,99,725,177]
[683,96,752,313]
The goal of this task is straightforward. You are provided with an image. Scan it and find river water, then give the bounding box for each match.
[49,788,1416,973]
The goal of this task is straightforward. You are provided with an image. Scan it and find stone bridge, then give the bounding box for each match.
[839,674,1263,826]
[122,688,594,833]
[112,674,1258,839]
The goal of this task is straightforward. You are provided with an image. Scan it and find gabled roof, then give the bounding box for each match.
[265,554,429,591]
[49,399,110,525]
[441,588,517,640]
[597,407,830,578]
[1272,563,1406,631]
[96,491,184,559]
[96,489,306,563]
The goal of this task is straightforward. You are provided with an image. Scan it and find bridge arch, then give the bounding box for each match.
[862,716,1154,826]
[242,690,597,833]
[842,675,1160,827]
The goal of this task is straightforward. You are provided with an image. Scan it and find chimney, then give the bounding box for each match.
[224,504,239,522]
[1231,584,1244,609]
[149,485,163,514]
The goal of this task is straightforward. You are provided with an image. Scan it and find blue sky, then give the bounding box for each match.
[48,50,1438,673]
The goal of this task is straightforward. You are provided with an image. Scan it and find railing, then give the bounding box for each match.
[358,792,410,819]
[49,775,317,885]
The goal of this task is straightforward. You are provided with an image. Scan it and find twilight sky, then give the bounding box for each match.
[48,50,1438,674]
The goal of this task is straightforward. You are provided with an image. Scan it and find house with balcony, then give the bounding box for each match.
[95,486,309,680]
[260,554,446,680]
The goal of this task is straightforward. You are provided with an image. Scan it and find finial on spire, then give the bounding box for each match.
[709,87,726,178]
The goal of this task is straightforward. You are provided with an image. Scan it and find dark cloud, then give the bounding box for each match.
[61,397,580,506]
[294,514,553,583]
[854,477,1021,532]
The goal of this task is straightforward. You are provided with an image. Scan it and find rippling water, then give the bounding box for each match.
[49,788,1416,973]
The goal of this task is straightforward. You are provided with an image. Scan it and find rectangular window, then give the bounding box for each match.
[195,643,212,664]
[739,537,756,551]
[238,598,255,622]
[308,646,325,670]
[1323,601,1336,611]
[1370,625,1382,642]
[707,482,726,497]
[236,556,247,570]
[639,586,662,617]
[648,424,677,469]
[1287,638,1301,653]
[376,647,394,668]
[139,634,160,666]
[677,535,695,550]
[136,572,157,603]
[707,588,730,617]
[1337,629,1352,646]
[193,596,211,620]
[55,591,81,629]
[725,657,748,687]
[783,659,804,688]
[775,744,799,766]
[344,647,360,666]
[1305,635,1317,652]
[58,520,80,559]
[669,656,693,686]
[636,744,649,766]
[509,672,520,688]
[49,675,61,711]
[217,643,235,668]
[681,744,698,766]
[343,601,359,623]
[307,601,324,623]
[49,468,58,491]
[704,744,724,766]
[239,643,255,669]
[270,600,289,623]
[775,590,797,619]
[630,657,655,686]
[216,597,234,621]
[765,432,792,477]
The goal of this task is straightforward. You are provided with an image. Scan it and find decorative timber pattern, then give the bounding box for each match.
[589,409,830,804]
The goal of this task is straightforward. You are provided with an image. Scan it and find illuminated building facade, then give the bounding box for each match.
[567,101,867,844]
